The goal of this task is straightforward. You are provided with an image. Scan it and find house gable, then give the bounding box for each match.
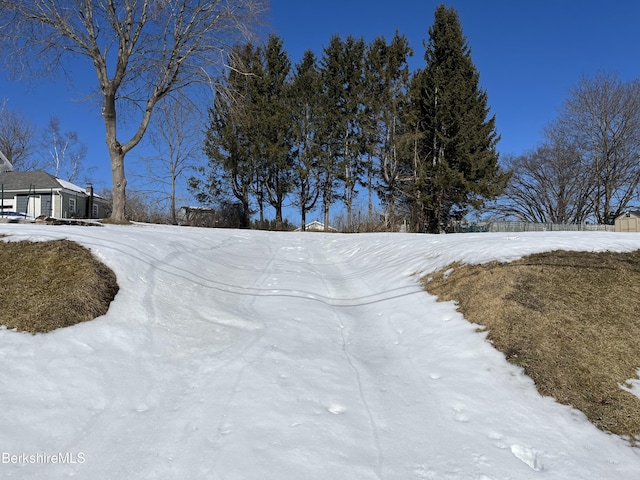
[295,220,338,232]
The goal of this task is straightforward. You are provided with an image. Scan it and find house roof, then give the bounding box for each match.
[294,220,337,232]
[0,170,62,190]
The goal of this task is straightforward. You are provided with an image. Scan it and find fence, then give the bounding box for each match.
[454,221,614,233]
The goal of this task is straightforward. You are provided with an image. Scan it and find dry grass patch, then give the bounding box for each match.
[99,217,131,225]
[425,250,640,442]
[0,238,119,333]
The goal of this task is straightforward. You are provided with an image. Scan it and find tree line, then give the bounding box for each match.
[3,0,635,230]
[190,5,507,232]
[497,72,640,225]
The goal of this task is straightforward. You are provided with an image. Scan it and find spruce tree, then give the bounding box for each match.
[365,32,413,230]
[409,4,508,233]
[200,42,261,228]
[256,35,293,230]
[291,50,321,230]
[318,35,366,232]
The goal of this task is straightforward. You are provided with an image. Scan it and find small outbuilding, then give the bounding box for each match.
[176,206,218,227]
[614,210,640,232]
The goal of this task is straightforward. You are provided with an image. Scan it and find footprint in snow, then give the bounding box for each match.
[327,403,347,415]
[487,431,507,449]
[218,423,233,435]
[452,405,469,423]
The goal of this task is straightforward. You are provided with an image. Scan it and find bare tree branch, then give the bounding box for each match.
[0,101,38,170]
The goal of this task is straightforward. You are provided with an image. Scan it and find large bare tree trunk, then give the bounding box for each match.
[103,92,128,222]
[109,149,127,222]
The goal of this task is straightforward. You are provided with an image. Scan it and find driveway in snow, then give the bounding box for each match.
[1,224,639,479]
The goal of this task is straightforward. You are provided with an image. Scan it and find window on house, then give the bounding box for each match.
[92,204,99,218]
[69,197,76,216]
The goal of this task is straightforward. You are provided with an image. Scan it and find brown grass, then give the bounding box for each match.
[0,238,119,333]
[99,217,132,225]
[425,250,640,442]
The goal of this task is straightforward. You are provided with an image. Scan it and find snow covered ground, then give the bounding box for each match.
[1,223,639,479]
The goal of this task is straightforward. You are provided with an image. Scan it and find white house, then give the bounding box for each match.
[294,220,338,232]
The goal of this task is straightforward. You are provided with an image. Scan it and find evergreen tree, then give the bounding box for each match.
[362,36,386,224]
[365,32,413,230]
[318,35,366,232]
[255,35,294,230]
[197,36,294,230]
[408,5,508,232]
[290,50,321,230]
[198,43,262,228]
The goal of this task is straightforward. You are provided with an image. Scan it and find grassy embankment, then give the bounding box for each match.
[0,236,118,334]
[425,249,640,442]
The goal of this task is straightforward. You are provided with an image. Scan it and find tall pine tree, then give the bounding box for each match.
[256,35,294,230]
[318,35,366,232]
[408,5,508,233]
[199,42,262,228]
[291,50,321,230]
[365,32,413,230]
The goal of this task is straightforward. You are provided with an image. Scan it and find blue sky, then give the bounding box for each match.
[1,0,640,214]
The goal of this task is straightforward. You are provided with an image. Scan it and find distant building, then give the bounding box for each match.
[176,206,218,227]
[0,170,109,219]
[294,220,337,232]
[614,211,640,232]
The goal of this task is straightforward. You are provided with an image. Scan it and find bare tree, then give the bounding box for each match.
[134,94,204,224]
[497,73,640,225]
[0,101,37,170]
[556,72,640,223]
[0,0,266,222]
[498,145,594,223]
[41,116,88,182]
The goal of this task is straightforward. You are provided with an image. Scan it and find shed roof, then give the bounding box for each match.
[617,210,640,219]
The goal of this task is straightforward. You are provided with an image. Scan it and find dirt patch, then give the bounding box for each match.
[0,238,119,333]
[424,250,640,442]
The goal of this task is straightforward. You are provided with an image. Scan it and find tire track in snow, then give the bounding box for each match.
[336,314,385,480]
[309,241,385,480]
[58,225,425,308]
[206,238,279,460]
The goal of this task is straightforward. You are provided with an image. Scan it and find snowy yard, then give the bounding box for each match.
[1,223,639,479]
